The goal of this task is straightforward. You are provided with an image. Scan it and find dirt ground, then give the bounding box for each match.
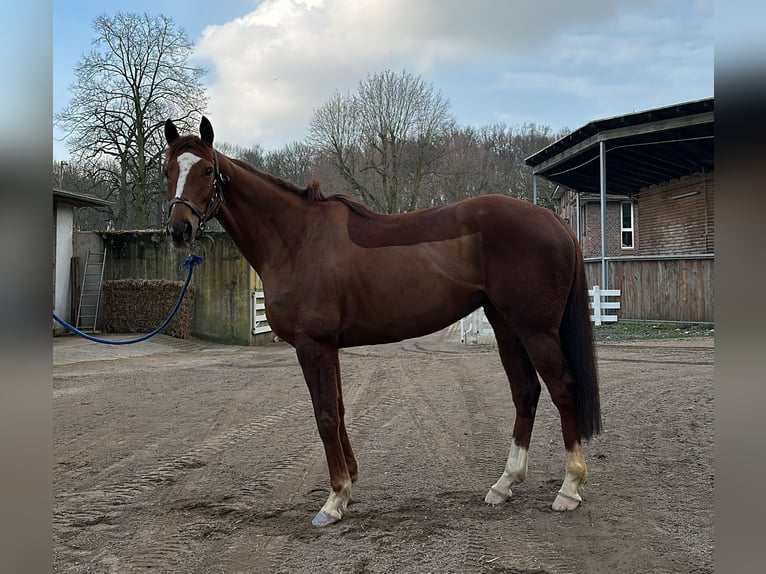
[53,328,713,573]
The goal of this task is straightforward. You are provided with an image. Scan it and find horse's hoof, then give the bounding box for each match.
[484,486,510,506]
[311,510,341,527]
[552,491,581,511]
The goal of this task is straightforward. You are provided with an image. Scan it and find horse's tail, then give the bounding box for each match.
[560,232,602,440]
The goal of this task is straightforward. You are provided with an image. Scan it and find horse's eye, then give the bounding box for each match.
[204,167,214,176]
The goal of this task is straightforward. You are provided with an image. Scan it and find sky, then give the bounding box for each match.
[52,0,715,161]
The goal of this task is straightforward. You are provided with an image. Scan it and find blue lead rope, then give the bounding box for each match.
[52,254,204,345]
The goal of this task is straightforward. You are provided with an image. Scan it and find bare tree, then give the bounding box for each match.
[216,142,267,170]
[482,122,567,209]
[55,13,207,229]
[434,126,496,203]
[262,142,316,185]
[309,70,453,213]
[307,90,365,198]
[218,140,315,187]
[433,123,565,209]
[53,160,115,230]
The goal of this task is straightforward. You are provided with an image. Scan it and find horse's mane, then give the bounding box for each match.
[229,157,375,218]
[325,193,375,218]
[168,136,374,218]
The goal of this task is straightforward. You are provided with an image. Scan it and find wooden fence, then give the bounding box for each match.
[584,255,713,323]
[74,230,273,345]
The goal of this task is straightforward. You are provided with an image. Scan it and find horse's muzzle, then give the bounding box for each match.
[166,209,199,247]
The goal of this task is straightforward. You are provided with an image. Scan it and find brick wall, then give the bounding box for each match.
[556,190,637,258]
[554,170,713,257]
[637,172,714,255]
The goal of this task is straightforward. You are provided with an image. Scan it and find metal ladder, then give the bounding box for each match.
[76,249,107,333]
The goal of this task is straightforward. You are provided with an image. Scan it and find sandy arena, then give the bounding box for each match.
[53,329,713,573]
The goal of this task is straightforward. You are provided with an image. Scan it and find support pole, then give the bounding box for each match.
[599,141,607,290]
[576,191,581,243]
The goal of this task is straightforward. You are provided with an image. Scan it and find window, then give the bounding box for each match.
[621,202,634,249]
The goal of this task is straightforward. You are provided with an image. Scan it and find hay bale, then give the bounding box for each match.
[102,279,196,339]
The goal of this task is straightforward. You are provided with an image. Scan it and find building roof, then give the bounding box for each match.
[525,98,714,196]
[53,188,114,208]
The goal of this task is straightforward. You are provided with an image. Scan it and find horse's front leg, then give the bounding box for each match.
[295,336,353,526]
[334,352,359,483]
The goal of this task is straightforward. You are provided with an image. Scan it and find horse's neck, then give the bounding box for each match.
[216,161,307,274]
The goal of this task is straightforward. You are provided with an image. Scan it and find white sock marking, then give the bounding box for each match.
[490,442,528,497]
[558,442,587,502]
[320,480,352,520]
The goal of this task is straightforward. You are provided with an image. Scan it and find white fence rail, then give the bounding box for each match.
[459,308,494,344]
[252,291,272,335]
[456,286,621,344]
[588,285,621,326]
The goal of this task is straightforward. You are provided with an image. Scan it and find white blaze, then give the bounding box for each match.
[174,152,203,199]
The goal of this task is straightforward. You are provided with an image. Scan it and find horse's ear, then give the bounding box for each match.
[200,116,214,146]
[164,119,180,144]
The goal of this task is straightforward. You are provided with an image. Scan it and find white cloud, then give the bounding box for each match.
[193,0,709,149]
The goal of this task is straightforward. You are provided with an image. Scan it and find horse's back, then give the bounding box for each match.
[462,194,572,246]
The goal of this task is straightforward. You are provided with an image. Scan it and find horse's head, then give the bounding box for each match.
[163,116,228,247]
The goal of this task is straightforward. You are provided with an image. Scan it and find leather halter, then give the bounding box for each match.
[167,150,229,239]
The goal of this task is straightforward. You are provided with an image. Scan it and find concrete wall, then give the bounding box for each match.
[74,231,272,346]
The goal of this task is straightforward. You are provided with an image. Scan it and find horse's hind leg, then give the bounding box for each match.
[295,336,353,526]
[520,330,588,510]
[483,306,542,506]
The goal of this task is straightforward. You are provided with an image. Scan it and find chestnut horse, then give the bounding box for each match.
[163,117,601,526]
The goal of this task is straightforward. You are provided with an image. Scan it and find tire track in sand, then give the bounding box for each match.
[54,397,311,572]
[401,337,578,574]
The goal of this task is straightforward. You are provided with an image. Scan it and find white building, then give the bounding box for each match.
[53,189,113,335]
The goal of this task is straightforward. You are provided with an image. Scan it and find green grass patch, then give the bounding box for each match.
[593,321,714,342]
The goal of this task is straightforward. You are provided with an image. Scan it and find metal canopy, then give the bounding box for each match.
[525,98,714,195]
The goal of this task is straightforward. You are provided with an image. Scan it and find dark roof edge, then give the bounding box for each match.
[525,97,714,168]
[54,188,114,208]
